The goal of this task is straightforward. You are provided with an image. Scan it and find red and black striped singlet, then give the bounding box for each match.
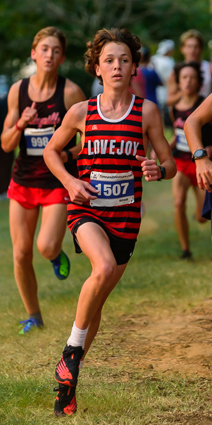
[67,94,145,241]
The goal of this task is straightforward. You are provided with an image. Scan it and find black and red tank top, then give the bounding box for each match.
[12,75,77,189]
[67,95,145,241]
[173,95,212,160]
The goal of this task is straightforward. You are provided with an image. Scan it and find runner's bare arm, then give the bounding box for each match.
[168,107,176,150]
[60,142,82,163]
[43,102,98,204]
[1,81,37,152]
[184,94,212,192]
[169,134,177,150]
[59,79,86,162]
[64,79,86,110]
[166,71,182,107]
[136,100,176,181]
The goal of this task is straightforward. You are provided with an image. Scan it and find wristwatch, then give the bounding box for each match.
[157,166,166,181]
[191,149,207,162]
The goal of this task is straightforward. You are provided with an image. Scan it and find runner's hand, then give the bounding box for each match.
[18,101,37,128]
[67,178,99,205]
[136,155,161,181]
[195,157,212,192]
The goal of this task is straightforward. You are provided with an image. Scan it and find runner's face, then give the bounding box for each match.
[181,38,202,62]
[95,42,136,89]
[178,66,200,95]
[31,36,65,72]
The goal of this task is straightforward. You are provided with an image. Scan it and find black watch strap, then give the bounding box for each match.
[64,149,73,163]
[157,166,166,181]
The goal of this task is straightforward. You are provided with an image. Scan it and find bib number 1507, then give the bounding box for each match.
[90,171,134,207]
[95,182,129,197]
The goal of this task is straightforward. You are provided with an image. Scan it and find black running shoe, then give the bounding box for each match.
[55,345,84,387]
[180,250,192,259]
[54,384,77,416]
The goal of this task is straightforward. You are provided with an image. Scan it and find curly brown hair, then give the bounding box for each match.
[85,28,142,84]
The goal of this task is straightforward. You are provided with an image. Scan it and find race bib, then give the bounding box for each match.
[24,127,55,156]
[175,128,190,152]
[90,171,134,207]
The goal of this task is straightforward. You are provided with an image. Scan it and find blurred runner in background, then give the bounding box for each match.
[167,29,212,107]
[169,61,212,258]
[1,26,85,334]
[131,46,162,105]
[0,89,14,200]
[151,39,175,124]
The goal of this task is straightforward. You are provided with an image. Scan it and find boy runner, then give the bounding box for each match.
[44,27,176,416]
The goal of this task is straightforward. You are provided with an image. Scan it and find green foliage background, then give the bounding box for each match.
[0,0,211,96]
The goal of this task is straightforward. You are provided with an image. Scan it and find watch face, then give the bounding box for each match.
[196,150,204,158]
[194,149,206,159]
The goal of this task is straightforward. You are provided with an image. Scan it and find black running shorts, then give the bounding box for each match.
[72,217,136,265]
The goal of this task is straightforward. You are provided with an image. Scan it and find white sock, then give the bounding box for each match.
[67,322,88,349]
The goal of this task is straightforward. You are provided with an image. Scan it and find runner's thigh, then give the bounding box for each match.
[172,171,190,204]
[9,199,39,251]
[38,203,67,246]
[76,221,116,268]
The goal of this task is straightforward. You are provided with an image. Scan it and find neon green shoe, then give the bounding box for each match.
[19,318,43,335]
[51,251,70,280]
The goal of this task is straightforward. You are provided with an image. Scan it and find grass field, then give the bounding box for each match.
[1,177,212,425]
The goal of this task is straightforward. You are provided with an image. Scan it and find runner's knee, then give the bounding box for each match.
[92,260,117,289]
[13,246,33,266]
[174,196,186,211]
[37,237,61,259]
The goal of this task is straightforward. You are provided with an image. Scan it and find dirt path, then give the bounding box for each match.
[120,298,212,377]
[95,297,212,378]
[96,298,212,424]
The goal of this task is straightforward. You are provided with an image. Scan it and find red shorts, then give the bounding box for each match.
[7,179,70,209]
[174,157,198,186]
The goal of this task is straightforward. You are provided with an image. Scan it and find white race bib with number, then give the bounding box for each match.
[24,127,55,156]
[90,171,134,207]
[175,128,190,152]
